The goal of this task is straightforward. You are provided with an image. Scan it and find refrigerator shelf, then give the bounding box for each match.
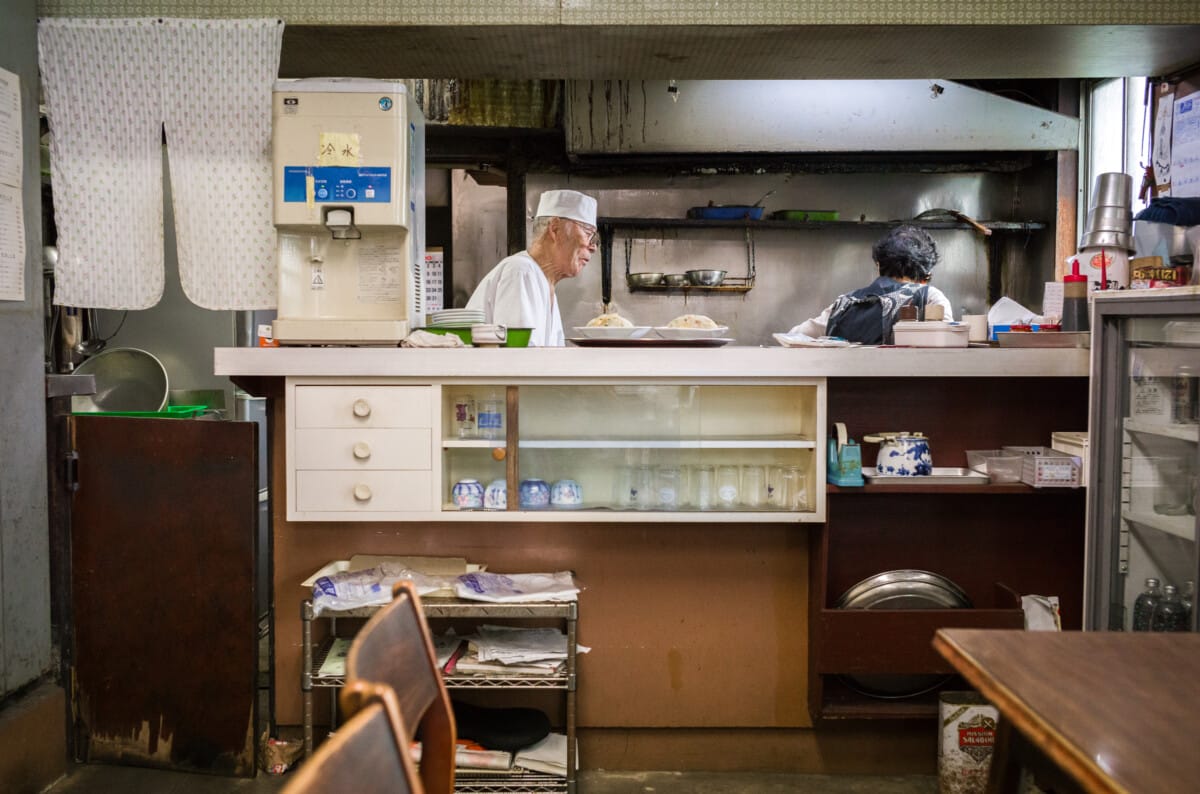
[1123,418,1200,444]
[1123,509,1196,542]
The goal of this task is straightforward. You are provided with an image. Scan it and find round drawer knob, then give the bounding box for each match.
[352,442,371,460]
[353,483,372,502]
[352,399,371,418]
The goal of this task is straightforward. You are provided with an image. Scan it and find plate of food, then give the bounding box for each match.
[575,312,652,339]
[653,314,729,339]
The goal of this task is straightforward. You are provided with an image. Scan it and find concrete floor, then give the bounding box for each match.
[45,764,938,793]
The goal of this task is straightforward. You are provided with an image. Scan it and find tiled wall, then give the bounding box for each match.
[35,0,1200,24]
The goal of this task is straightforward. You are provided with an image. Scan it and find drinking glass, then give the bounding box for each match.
[741,465,766,508]
[655,465,682,509]
[633,464,656,509]
[477,397,504,440]
[613,465,635,509]
[781,465,807,510]
[692,465,715,510]
[716,464,740,508]
[452,394,476,438]
[766,465,786,508]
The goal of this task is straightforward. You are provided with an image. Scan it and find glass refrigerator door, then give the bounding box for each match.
[1087,291,1200,632]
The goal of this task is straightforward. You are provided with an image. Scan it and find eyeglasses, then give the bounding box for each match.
[571,220,599,246]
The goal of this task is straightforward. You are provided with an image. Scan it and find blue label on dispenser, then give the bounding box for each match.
[282,166,392,203]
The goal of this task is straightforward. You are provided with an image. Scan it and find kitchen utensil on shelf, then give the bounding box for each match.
[863,432,932,476]
[71,347,169,413]
[686,269,726,286]
[770,209,840,221]
[827,422,865,486]
[686,204,765,220]
[663,274,689,287]
[627,272,665,288]
[913,208,991,237]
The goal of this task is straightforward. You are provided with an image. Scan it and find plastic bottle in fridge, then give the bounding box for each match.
[1132,577,1162,631]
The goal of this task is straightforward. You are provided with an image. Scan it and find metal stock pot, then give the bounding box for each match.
[863,432,932,476]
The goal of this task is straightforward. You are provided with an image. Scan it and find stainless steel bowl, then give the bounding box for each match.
[627,272,664,288]
[687,269,726,287]
[70,347,169,413]
[663,274,690,287]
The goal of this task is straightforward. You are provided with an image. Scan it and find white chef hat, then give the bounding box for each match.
[535,189,597,227]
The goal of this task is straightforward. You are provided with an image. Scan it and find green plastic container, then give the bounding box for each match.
[505,328,533,347]
[423,327,473,345]
[770,209,840,222]
[72,404,208,418]
[423,327,533,347]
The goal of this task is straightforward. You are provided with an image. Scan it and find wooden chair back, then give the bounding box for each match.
[282,687,418,794]
[341,579,456,794]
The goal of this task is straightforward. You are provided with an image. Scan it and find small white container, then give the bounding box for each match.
[1051,431,1089,485]
[892,320,969,348]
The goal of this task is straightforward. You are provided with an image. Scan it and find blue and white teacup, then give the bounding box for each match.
[519,478,551,509]
[483,479,507,510]
[551,479,583,508]
[452,478,484,509]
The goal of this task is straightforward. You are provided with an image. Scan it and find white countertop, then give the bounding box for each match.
[215,345,1089,380]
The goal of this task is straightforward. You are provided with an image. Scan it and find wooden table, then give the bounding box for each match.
[933,629,1200,794]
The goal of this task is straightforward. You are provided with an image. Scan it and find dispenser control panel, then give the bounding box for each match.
[282,166,392,203]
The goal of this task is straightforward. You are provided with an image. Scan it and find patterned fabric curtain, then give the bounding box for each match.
[162,19,282,310]
[39,19,165,310]
[39,18,282,310]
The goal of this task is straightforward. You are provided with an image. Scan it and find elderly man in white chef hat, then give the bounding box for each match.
[466,189,598,346]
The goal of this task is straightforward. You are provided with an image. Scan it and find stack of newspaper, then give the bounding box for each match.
[449,625,572,676]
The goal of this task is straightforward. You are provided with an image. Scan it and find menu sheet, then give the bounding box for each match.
[0,66,23,301]
[1170,89,1200,198]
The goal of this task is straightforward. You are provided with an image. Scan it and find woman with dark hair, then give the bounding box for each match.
[790,224,953,344]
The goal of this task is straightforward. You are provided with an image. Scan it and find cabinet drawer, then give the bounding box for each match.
[295,470,433,513]
[294,385,432,429]
[294,429,431,470]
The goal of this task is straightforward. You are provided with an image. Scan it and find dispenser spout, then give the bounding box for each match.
[325,208,361,240]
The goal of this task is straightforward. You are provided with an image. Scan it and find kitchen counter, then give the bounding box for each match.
[215,345,1087,380]
[221,343,1088,771]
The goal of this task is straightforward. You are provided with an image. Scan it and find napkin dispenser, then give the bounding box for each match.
[827,422,865,487]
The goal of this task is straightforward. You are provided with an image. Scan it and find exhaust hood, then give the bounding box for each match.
[565,80,1079,155]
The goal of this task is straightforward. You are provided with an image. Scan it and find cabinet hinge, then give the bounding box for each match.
[65,450,80,492]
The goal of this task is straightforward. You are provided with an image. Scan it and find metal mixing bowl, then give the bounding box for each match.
[627,272,664,288]
[70,347,169,413]
[663,274,690,287]
[687,269,726,287]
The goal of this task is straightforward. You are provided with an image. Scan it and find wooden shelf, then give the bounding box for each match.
[827,482,1055,494]
[814,607,1026,676]
[817,675,950,720]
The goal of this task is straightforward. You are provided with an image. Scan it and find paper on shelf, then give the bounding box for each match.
[317,638,351,678]
[455,571,579,603]
[514,732,569,777]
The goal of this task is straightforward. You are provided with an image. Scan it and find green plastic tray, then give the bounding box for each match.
[72,404,208,418]
[770,209,840,222]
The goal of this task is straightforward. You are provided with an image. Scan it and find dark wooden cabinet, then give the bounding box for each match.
[809,376,1088,720]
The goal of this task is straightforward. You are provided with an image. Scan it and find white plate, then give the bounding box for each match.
[573,326,653,339]
[653,326,730,340]
[773,333,859,348]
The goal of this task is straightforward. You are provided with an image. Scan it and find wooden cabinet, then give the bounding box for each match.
[809,375,1089,720]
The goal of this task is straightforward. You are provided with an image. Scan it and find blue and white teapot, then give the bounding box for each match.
[863,432,932,476]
